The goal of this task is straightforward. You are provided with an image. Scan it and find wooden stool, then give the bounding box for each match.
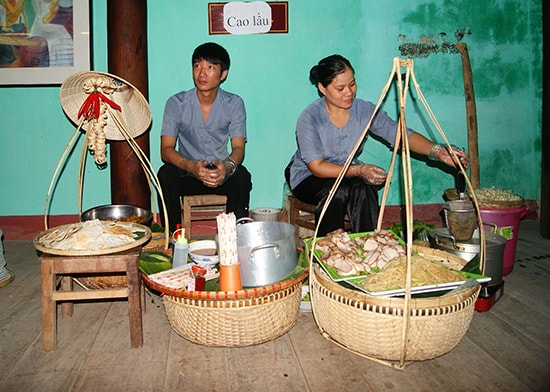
[288,196,317,237]
[288,195,351,241]
[40,249,143,352]
[181,194,227,239]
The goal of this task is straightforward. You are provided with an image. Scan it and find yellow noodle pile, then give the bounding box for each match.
[358,255,464,292]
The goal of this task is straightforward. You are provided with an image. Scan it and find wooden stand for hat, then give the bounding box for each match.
[48,72,171,250]
[40,249,144,352]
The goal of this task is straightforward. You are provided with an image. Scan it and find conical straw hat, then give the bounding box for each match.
[59,71,151,140]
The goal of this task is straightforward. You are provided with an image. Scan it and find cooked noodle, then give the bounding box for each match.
[357,255,464,292]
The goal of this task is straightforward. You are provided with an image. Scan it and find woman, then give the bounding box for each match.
[285,54,467,236]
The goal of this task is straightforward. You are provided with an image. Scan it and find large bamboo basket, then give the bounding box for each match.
[310,246,480,362]
[142,271,307,347]
[443,188,524,209]
[307,58,484,369]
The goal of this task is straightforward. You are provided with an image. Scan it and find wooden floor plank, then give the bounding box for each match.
[0,301,111,392]
[467,311,550,390]
[486,294,550,349]
[163,330,230,391]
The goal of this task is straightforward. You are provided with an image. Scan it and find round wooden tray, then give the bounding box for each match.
[34,221,151,256]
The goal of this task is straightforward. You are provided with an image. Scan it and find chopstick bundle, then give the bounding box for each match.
[216,212,239,265]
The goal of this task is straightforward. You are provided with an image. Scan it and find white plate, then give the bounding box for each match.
[346,272,491,297]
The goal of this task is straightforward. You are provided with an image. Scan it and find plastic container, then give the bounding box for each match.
[480,205,528,276]
[250,207,281,222]
[172,228,189,269]
[171,224,183,247]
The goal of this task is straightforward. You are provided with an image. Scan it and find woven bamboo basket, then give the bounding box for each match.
[307,58,485,369]
[443,188,524,209]
[76,274,127,289]
[310,246,480,362]
[142,270,307,347]
[76,234,167,289]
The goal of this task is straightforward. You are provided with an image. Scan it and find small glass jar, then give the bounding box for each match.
[188,265,207,291]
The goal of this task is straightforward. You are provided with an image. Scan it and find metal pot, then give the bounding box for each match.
[429,227,506,287]
[235,220,297,287]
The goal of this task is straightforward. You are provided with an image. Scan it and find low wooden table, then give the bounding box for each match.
[40,249,143,352]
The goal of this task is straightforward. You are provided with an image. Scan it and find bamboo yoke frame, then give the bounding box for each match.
[43,88,170,250]
[308,57,486,369]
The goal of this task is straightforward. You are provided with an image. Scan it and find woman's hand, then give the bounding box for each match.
[430,144,469,169]
[354,164,387,185]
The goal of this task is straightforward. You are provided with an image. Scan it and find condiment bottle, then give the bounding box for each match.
[172,229,188,269]
[172,224,183,246]
[188,265,207,291]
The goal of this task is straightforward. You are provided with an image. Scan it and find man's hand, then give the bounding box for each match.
[197,160,225,187]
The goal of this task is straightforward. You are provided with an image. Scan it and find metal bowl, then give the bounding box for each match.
[81,204,153,226]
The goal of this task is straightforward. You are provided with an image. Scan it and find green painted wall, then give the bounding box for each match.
[0,0,541,217]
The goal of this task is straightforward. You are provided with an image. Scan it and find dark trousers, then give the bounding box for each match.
[158,163,252,232]
[285,166,380,236]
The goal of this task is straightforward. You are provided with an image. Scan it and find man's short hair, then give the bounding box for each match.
[192,42,230,72]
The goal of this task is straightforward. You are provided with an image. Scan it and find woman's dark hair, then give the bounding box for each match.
[192,42,230,72]
[309,54,354,96]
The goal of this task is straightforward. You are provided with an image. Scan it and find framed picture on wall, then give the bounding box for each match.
[0,0,90,86]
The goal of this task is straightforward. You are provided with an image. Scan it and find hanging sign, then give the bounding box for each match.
[224,2,271,35]
[208,2,289,35]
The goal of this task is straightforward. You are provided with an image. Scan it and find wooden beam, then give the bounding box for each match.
[107,0,151,210]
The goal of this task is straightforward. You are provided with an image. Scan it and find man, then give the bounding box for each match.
[157,42,252,232]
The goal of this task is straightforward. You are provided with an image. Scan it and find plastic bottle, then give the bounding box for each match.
[172,229,189,269]
[172,224,182,247]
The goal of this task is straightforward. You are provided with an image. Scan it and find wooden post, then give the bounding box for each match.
[456,43,480,189]
[107,0,150,209]
[542,1,550,238]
